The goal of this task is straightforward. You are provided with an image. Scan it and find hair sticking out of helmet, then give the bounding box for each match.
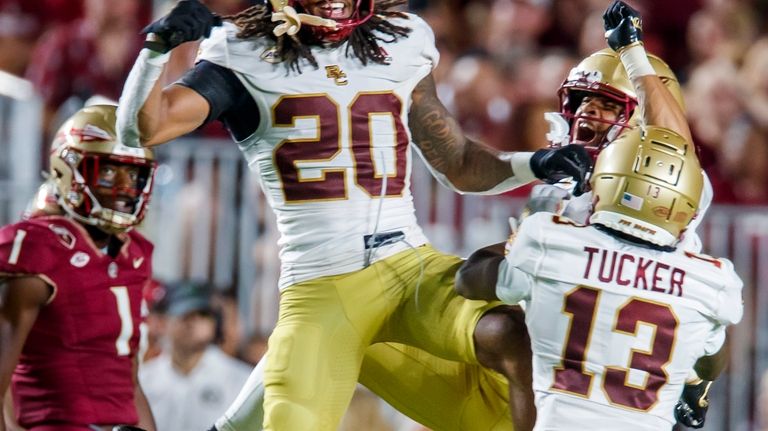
[589,126,703,247]
[49,105,156,234]
[554,48,683,157]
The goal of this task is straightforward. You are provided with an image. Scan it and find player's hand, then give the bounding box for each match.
[674,380,713,429]
[530,145,592,197]
[603,0,643,52]
[142,0,222,53]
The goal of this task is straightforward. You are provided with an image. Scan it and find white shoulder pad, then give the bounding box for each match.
[385,13,439,71]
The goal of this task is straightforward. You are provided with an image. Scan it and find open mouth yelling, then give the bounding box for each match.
[574,119,597,144]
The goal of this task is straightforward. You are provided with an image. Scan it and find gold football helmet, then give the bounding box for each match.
[48,105,156,234]
[589,126,703,247]
[558,48,684,154]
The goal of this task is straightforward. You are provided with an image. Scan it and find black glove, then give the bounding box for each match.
[112,427,147,431]
[674,380,713,429]
[530,145,592,197]
[603,0,643,52]
[142,0,223,53]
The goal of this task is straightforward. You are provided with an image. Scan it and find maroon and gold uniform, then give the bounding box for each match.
[0,215,152,429]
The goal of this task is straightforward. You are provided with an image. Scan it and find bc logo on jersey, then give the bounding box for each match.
[325,65,348,86]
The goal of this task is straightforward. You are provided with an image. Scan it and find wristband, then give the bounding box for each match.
[509,152,536,184]
[116,49,170,148]
[619,43,655,80]
[685,369,703,385]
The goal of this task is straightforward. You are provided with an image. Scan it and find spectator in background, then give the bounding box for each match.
[238,330,269,367]
[0,2,42,77]
[140,281,252,431]
[0,0,83,77]
[142,279,170,363]
[25,0,149,140]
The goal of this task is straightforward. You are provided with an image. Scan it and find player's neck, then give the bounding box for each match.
[594,224,675,252]
[83,225,121,257]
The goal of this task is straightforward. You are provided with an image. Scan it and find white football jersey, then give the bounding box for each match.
[495,212,743,431]
[526,171,713,252]
[198,16,438,289]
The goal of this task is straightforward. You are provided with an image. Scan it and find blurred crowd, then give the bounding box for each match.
[2,0,768,429]
[2,0,768,203]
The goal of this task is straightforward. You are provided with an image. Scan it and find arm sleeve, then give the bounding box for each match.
[495,260,535,304]
[712,259,744,326]
[494,214,546,303]
[702,324,727,356]
[176,60,259,141]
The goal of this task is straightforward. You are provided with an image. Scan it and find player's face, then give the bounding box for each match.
[169,311,217,351]
[92,163,141,213]
[572,95,624,145]
[301,0,355,20]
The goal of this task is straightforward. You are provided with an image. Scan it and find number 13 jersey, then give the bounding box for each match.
[196,15,437,289]
[495,213,743,430]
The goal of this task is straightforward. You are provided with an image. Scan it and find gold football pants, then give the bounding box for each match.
[262,245,512,430]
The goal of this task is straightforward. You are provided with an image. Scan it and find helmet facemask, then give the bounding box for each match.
[272,0,374,43]
[57,149,155,234]
[547,48,684,163]
[557,84,637,160]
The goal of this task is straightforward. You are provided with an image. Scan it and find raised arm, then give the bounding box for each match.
[409,73,592,195]
[0,277,51,430]
[117,0,222,148]
[603,0,692,143]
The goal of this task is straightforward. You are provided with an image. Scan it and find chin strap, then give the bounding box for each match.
[270,4,337,37]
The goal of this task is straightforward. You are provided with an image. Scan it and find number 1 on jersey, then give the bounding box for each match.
[110,286,134,356]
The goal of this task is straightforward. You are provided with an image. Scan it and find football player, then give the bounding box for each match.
[455,125,743,431]
[529,1,712,254]
[115,0,593,429]
[0,105,157,431]
[529,4,719,426]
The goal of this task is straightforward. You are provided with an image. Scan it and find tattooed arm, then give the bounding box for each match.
[408,73,537,193]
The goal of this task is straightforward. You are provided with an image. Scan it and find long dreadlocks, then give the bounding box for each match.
[223,0,411,72]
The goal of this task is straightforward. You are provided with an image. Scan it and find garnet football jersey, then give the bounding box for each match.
[495,212,743,430]
[197,15,437,289]
[0,215,152,428]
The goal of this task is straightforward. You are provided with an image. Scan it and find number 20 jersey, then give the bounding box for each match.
[0,216,152,429]
[197,16,436,289]
[496,213,743,430]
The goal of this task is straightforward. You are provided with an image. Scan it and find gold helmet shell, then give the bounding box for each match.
[589,126,703,247]
[558,48,684,152]
[49,105,156,234]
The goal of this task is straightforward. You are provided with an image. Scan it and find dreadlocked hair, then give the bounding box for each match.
[223,0,411,72]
